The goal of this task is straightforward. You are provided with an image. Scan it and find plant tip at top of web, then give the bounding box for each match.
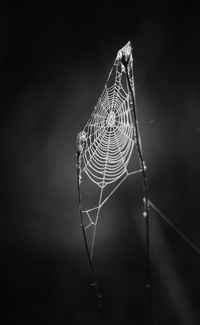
[116,41,132,65]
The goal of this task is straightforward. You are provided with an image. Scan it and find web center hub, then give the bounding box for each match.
[106,111,116,127]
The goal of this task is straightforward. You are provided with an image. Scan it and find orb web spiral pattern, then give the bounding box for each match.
[80,62,135,188]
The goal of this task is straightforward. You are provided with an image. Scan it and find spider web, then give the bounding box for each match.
[77,41,142,258]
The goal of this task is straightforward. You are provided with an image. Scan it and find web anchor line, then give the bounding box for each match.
[121,53,154,324]
[82,169,143,230]
[149,201,200,256]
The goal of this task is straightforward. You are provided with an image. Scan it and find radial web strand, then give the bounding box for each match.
[77,41,141,259]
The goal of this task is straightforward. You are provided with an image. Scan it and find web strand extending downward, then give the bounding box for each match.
[77,41,141,259]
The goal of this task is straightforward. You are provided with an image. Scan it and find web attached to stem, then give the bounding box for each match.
[77,42,141,258]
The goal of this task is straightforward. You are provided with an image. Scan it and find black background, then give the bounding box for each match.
[1,2,200,324]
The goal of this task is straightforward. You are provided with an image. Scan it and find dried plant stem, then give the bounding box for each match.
[76,145,103,313]
[123,56,154,324]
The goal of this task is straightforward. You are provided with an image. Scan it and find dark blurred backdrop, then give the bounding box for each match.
[1,2,200,324]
